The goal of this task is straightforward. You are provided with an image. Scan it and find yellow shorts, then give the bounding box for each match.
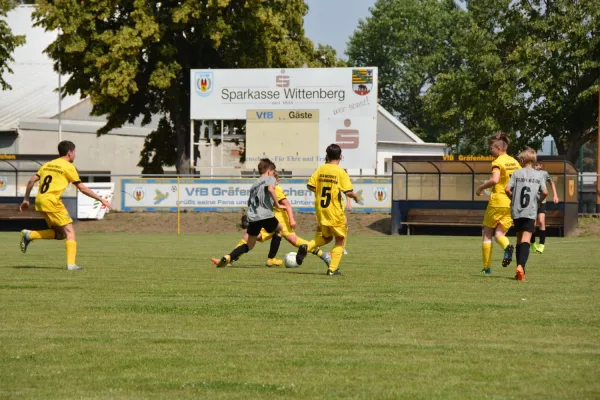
[259,216,293,242]
[483,207,512,232]
[318,224,347,239]
[39,209,73,228]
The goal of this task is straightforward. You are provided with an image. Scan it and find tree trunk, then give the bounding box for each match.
[554,132,588,165]
[176,123,191,175]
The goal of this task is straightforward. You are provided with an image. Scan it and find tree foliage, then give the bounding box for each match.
[0,0,26,91]
[33,0,343,173]
[349,0,600,162]
[347,0,465,142]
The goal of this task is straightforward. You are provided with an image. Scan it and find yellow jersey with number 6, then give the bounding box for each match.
[35,157,81,212]
[307,163,352,227]
[488,153,521,208]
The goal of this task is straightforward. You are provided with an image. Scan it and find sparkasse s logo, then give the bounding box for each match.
[336,119,359,149]
[276,69,290,87]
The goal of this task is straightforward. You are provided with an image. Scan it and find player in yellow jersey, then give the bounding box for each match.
[475,132,521,275]
[303,144,361,276]
[18,141,112,270]
[211,171,331,267]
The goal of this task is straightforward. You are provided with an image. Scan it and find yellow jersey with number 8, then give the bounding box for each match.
[308,163,352,227]
[488,153,521,208]
[35,157,81,212]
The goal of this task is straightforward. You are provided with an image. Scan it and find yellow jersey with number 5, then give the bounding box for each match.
[307,163,352,226]
[34,157,81,212]
[489,153,521,208]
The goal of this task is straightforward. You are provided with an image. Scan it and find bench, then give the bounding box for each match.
[0,203,44,220]
[403,209,564,235]
[0,203,46,231]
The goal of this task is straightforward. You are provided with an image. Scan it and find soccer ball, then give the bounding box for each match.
[284,252,299,268]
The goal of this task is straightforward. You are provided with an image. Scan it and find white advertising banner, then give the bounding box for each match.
[77,183,115,220]
[190,68,378,169]
[122,178,390,213]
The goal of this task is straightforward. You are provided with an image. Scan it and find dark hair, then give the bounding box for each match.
[58,141,76,157]
[326,144,342,161]
[488,132,509,151]
[258,158,275,175]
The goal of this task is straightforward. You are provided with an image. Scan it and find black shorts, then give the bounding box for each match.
[247,217,279,236]
[513,218,535,233]
[537,203,547,214]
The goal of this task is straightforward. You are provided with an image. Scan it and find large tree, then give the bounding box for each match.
[426,0,600,161]
[33,0,342,173]
[347,0,466,142]
[0,0,26,91]
[349,0,600,162]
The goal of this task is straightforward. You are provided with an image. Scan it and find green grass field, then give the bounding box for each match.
[1,232,599,399]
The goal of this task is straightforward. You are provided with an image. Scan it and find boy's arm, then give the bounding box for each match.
[550,180,559,203]
[344,190,362,204]
[505,174,515,199]
[268,185,285,209]
[19,174,40,211]
[477,170,500,196]
[539,188,548,203]
[74,182,112,209]
[281,198,296,228]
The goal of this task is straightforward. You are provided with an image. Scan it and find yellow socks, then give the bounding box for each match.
[236,238,247,247]
[307,236,328,253]
[482,242,492,269]
[496,235,510,250]
[29,230,56,240]
[329,245,344,272]
[66,240,77,265]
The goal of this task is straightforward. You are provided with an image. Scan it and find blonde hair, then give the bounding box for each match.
[488,132,510,151]
[518,147,537,166]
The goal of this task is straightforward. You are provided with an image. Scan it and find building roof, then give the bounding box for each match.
[0,6,82,131]
[377,105,425,143]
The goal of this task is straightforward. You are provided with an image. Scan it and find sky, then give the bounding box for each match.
[303,0,377,60]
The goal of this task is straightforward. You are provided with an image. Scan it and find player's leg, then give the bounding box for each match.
[481,226,495,275]
[481,207,502,274]
[516,224,533,281]
[531,214,539,250]
[514,228,525,280]
[343,216,349,255]
[304,225,332,253]
[216,220,263,267]
[495,210,514,267]
[211,231,263,266]
[61,223,81,270]
[326,226,346,276]
[535,211,547,253]
[263,219,284,267]
[20,212,57,253]
[264,219,283,266]
[285,233,331,266]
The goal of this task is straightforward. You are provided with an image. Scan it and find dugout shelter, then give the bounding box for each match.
[0,154,78,231]
[391,156,578,237]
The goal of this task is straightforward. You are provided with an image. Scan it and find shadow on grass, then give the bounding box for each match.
[477,275,519,281]
[7,265,64,270]
[225,264,267,269]
[367,217,392,234]
[275,270,327,275]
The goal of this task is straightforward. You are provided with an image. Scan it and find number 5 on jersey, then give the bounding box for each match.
[320,187,331,208]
